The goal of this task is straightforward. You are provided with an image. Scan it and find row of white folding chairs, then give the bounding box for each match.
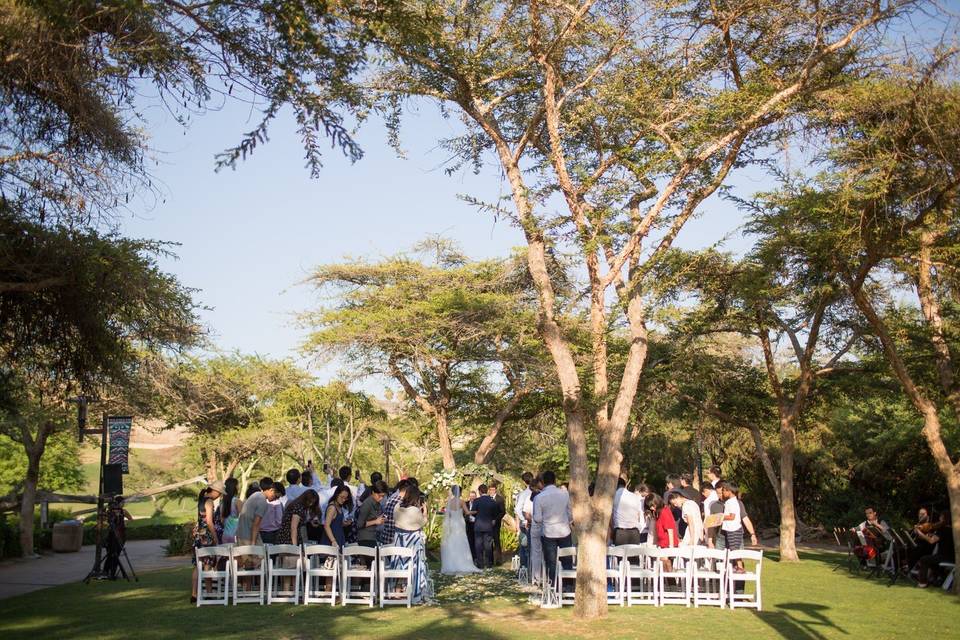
[195,543,415,607]
[549,544,762,610]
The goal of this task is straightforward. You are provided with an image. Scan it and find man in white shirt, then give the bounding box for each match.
[706,465,723,489]
[611,477,644,546]
[514,472,533,572]
[669,491,703,546]
[532,470,572,585]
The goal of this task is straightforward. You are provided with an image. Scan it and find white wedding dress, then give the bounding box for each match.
[441,489,480,575]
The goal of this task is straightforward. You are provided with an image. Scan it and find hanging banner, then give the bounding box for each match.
[107,416,133,474]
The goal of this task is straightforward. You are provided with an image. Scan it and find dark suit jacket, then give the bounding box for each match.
[492,493,506,528]
[472,495,499,533]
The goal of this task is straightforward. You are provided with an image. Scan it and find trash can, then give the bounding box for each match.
[52,520,84,552]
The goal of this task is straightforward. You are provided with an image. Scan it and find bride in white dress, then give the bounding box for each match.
[441,486,480,575]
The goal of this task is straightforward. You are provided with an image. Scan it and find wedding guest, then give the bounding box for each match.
[702,483,722,548]
[321,485,352,549]
[357,480,389,550]
[283,468,307,504]
[717,481,744,553]
[679,473,702,503]
[647,493,678,548]
[634,483,653,543]
[515,472,534,573]
[190,480,224,603]
[339,465,359,505]
[663,475,685,539]
[612,477,644,546]
[390,486,431,603]
[236,477,276,545]
[706,465,723,488]
[534,471,573,586]
[220,477,242,544]
[378,478,415,546]
[358,472,384,503]
[729,484,759,547]
[259,481,284,544]
[668,491,703,546]
[276,489,320,589]
[244,482,260,499]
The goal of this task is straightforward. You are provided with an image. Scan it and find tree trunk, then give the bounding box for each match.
[436,408,456,470]
[474,393,523,465]
[945,465,960,596]
[205,451,218,482]
[778,416,800,561]
[18,451,40,557]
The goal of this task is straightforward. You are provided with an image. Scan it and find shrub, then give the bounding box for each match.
[165,523,194,556]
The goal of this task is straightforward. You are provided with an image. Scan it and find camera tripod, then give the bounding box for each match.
[83,506,138,583]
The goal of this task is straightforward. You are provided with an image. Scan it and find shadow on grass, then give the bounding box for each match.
[756,602,847,640]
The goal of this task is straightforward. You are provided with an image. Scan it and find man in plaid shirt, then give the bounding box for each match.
[377,478,416,546]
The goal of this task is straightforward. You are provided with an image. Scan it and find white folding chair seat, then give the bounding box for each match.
[727,549,763,610]
[649,546,692,606]
[378,545,414,608]
[231,545,266,605]
[195,545,232,606]
[303,544,340,605]
[342,545,377,606]
[555,546,578,606]
[605,546,626,605]
[692,546,727,608]
[623,544,657,606]
[266,544,302,604]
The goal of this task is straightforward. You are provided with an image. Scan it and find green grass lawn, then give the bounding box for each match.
[0,551,956,639]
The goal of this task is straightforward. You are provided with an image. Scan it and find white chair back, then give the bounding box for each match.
[195,545,232,606]
[378,545,414,608]
[727,549,763,611]
[304,544,340,605]
[556,546,578,606]
[692,546,727,608]
[623,544,657,606]
[230,545,266,605]
[606,546,627,606]
[648,546,692,606]
[265,544,302,605]
[342,544,378,606]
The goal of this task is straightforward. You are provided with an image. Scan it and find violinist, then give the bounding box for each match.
[916,514,955,588]
[910,507,946,567]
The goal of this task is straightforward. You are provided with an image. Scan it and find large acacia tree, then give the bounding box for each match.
[303,244,543,470]
[333,0,919,617]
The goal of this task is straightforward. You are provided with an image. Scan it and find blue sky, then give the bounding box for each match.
[121,97,759,381]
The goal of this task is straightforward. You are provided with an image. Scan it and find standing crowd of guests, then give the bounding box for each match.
[513,465,761,584]
[190,462,431,604]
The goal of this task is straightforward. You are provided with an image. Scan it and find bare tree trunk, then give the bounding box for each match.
[205,451,218,482]
[474,393,523,465]
[778,416,800,561]
[436,408,456,471]
[18,420,53,558]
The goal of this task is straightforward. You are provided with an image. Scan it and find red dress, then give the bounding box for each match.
[656,507,679,548]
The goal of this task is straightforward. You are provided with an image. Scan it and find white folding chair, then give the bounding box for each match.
[195,545,232,606]
[649,546,692,606]
[231,545,266,605]
[555,546,578,606]
[303,544,340,605]
[378,545,414,608]
[691,546,727,608]
[265,544,302,604]
[342,545,378,606]
[606,546,626,606]
[727,549,763,611]
[623,544,657,606]
[940,563,955,591]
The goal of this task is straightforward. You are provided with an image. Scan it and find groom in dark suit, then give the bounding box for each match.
[472,484,498,569]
